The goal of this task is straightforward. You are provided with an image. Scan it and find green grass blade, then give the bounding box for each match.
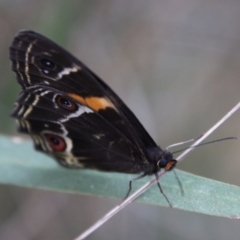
[0,135,239,218]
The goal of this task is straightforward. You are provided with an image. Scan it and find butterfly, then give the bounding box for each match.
[10,30,177,202]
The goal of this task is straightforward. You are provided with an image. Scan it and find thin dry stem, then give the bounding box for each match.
[74,101,240,240]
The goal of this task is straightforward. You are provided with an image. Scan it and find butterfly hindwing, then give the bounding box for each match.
[12,85,150,173]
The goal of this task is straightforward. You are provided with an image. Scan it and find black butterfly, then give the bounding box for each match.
[10,30,177,202]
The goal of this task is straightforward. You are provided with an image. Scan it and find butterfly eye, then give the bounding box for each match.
[56,95,77,111]
[40,58,56,69]
[158,158,167,168]
[44,133,66,152]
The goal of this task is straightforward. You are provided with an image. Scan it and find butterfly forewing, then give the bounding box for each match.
[10,31,157,149]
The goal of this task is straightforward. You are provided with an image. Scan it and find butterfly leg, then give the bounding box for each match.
[124,173,147,200]
[154,173,173,207]
[173,169,184,196]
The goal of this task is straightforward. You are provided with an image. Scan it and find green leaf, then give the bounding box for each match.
[0,135,239,218]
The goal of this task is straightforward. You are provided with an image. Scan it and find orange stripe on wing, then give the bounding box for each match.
[67,93,116,111]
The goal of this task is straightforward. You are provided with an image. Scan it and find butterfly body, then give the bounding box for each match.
[10,31,176,177]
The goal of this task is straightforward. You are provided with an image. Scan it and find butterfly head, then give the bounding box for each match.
[157,151,177,171]
[146,147,177,173]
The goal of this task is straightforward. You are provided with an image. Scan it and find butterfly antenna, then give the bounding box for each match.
[171,137,238,155]
[166,136,238,198]
[166,137,200,151]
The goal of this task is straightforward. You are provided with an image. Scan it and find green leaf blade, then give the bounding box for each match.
[0,135,239,218]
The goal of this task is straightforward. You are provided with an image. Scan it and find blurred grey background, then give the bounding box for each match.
[1,0,240,239]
